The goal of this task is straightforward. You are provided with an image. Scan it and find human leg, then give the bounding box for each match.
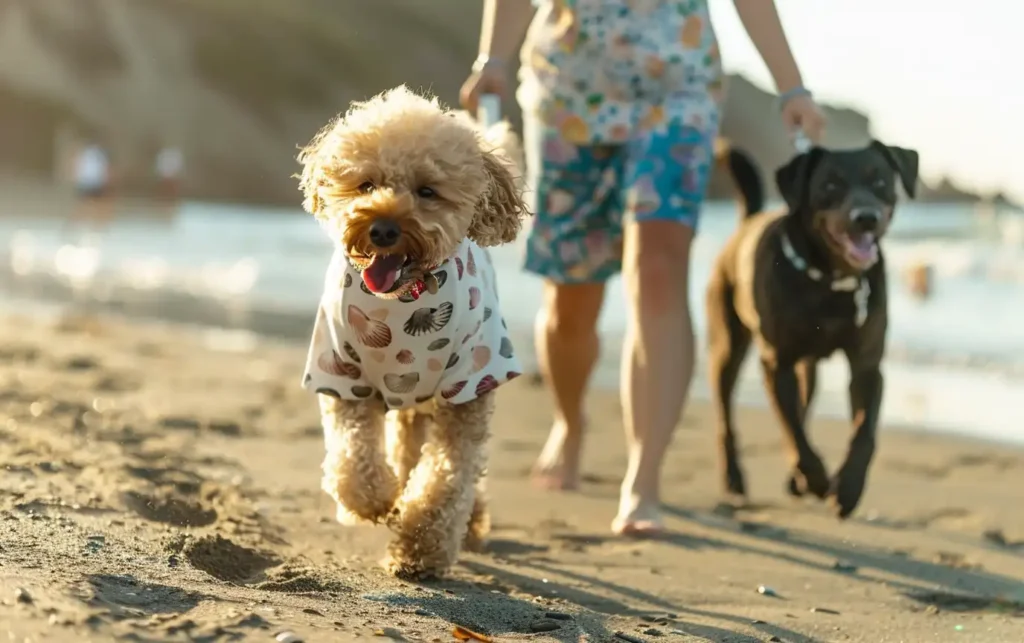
[615,117,718,534]
[522,119,624,490]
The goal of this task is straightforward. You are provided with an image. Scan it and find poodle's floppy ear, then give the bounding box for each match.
[295,119,337,217]
[468,144,529,247]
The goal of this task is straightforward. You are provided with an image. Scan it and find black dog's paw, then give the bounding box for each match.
[788,453,830,499]
[724,462,747,498]
[786,473,803,498]
[830,467,868,519]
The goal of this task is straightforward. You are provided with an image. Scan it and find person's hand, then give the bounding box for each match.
[781,94,826,145]
[459,57,508,114]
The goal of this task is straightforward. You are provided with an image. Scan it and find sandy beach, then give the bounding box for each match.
[0,310,1022,642]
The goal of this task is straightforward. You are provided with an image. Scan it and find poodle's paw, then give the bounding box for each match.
[381,552,447,581]
[334,504,363,526]
[321,470,397,524]
[463,496,490,553]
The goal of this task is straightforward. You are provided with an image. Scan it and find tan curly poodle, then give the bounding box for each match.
[296,86,528,579]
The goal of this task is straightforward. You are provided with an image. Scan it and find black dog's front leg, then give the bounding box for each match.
[760,358,830,498]
[832,362,883,518]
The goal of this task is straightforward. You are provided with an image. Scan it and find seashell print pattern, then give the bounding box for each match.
[350,385,374,398]
[475,375,499,396]
[395,349,415,365]
[384,372,420,394]
[471,345,491,374]
[318,350,362,379]
[342,341,361,363]
[403,302,454,336]
[427,338,450,351]
[347,305,392,348]
[442,380,466,400]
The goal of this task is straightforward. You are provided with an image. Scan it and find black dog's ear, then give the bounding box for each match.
[870,140,919,198]
[775,147,825,211]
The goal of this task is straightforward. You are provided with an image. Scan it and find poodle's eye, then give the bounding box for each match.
[358,181,376,194]
[417,186,437,199]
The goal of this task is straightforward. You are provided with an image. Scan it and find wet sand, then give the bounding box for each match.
[0,310,1022,642]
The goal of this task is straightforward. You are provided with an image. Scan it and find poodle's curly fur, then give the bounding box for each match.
[297,86,527,579]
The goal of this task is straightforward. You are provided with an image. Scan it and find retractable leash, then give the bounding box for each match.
[781,127,871,327]
[477,93,502,128]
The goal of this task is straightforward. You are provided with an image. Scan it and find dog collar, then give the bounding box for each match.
[780,233,870,328]
[405,264,442,301]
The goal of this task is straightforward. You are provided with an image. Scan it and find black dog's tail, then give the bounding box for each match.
[715,139,765,217]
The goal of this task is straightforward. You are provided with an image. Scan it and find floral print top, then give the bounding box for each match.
[517,0,724,145]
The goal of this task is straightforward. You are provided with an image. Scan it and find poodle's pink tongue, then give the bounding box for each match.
[362,254,404,293]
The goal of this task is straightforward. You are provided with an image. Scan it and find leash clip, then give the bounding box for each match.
[792,128,813,155]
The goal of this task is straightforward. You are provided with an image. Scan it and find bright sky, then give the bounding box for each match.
[709,0,1020,202]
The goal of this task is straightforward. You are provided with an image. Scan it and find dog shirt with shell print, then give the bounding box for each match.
[302,238,523,409]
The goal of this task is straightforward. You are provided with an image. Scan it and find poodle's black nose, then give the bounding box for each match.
[369,219,401,247]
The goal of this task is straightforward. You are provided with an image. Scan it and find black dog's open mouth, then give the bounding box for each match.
[830,229,878,270]
[352,254,414,294]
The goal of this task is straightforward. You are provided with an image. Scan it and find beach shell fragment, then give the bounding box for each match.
[452,626,492,642]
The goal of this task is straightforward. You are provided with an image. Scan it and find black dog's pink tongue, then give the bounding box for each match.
[362,254,404,293]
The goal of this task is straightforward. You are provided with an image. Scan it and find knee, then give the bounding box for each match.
[624,239,692,317]
[541,284,603,338]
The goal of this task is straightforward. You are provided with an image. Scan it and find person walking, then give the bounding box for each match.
[461,0,826,534]
[68,140,115,234]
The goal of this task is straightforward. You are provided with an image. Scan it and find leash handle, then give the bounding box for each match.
[477,94,501,128]
[792,128,813,154]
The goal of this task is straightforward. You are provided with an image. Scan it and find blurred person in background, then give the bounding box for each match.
[66,138,115,235]
[155,145,185,207]
[461,0,825,535]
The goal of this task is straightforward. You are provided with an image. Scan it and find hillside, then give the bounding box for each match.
[0,0,982,206]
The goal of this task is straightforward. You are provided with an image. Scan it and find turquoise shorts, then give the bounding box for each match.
[522,113,719,284]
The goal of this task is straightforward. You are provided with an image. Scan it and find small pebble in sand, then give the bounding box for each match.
[275,631,304,643]
[982,529,1008,546]
[544,611,572,621]
[831,561,858,573]
[767,636,782,642]
[642,628,662,636]
[810,607,840,615]
[613,631,646,643]
[757,585,778,597]
[530,620,562,633]
[14,588,33,604]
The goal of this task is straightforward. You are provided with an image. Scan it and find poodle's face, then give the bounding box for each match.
[298,87,526,299]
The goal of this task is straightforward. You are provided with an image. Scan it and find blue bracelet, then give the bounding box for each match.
[777,86,812,112]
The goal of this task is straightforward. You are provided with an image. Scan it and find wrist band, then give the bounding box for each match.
[472,54,505,73]
[777,86,812,112]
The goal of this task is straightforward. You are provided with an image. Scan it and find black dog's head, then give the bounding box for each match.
[776,140,919,272]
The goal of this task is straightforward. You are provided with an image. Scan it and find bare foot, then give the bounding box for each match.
[611,493,665,537]
[531,420,583,491]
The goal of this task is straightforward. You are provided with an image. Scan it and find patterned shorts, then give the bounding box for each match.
[522,111,719,284]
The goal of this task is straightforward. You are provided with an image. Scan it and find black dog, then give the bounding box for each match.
[707,141,919,518]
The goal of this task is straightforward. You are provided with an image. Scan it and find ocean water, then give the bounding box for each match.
[2,200,1023,444]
